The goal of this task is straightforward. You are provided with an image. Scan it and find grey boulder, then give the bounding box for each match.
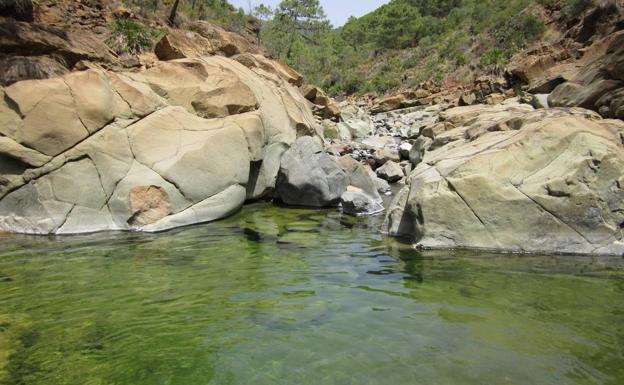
[276,136,348,207]
[341,189,384,216]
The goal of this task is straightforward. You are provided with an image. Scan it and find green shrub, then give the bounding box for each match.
[107,18,158,55]
[480,48,508,73]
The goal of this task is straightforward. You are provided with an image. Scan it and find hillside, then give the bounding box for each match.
[258,0,622,97]
[0,0,263,86]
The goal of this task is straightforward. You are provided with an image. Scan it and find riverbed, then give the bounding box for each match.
[1,203,623,385]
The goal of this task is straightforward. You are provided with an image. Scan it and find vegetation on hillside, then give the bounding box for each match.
[256,0,591,96]
[108,0,252,54]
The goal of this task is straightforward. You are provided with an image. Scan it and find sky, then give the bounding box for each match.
[227,0,390,27]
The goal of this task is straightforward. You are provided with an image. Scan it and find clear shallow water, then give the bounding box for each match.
[0,203,623,385]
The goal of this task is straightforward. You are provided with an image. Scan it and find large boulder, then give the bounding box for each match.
[276,136,348,207]
[0,55,319,234]
[384,103,624,255]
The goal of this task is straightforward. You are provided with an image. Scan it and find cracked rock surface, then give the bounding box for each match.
[0,55,319,234]
[383,102,624,255]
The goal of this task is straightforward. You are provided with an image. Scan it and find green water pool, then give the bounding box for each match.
[0,203,623,385]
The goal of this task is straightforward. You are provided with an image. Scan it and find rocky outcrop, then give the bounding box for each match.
[384,102,624,255]
[0,0,33,22]
[275,136,347,207]
[0,19,115,86]
[0,55,318,234]
[300,84,341,121]
[154,21,260,61]
[507,1,624,120]
[548,31,624,119]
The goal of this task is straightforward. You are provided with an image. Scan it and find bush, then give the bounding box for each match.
[107,18,158,55]
[480,48,508,73]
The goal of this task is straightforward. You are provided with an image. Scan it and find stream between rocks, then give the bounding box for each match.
[1,202,623,385]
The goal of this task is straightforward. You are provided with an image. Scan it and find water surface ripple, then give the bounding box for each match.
[0,203,623,385]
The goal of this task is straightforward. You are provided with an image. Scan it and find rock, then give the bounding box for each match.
[373,148,400,167]
[301,84,340,120]
[485,93,505,105]
[371,95,405,113]
[421,122,455,140]
[376,161,404,183]
[408,136,433,166]
[530,94,550,109]
[128,185,172,226]
[0,0,33,21]
[384,104,624,255]
[0,20,115,86]
[234,53,304,86]
[0,55,319,234]
[459,92,476,106]
[140,185,246,233]
[341,189,384,216]
[188,20,258,57]
[276,136,348,207]
[154,21,260,61]
[0,55,68,86]
[336,155,382,203]
[154,30,215,61]
[361,136,397,150]
[322,120,351,141]
[596,88,624,119]
[399,142,413,159]
[340,104,375,138]
[127,60,259,119]
[374,177,392,194]
[547,31,624,117]
[399,160,412,176]
[507,44,575,93]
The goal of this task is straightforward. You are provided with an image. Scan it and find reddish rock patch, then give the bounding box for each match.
[128,185,172,227]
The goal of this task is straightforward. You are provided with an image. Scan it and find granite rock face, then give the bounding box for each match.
[384,103,624,255]
[0,55,318,234]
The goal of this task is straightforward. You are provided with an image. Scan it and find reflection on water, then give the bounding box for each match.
[0,203,623,385]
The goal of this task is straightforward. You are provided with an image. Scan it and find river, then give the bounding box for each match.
[0,203,623,385]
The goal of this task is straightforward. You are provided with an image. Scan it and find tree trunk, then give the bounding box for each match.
[168,0,181,26]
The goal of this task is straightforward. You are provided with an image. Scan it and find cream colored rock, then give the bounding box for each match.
[127,106,250,202]
[0,53,319,234]
[0,136,51,167]
[4,77,89,156]
[140,184,246,232]
[129,60,258,119]
[385,105,624,255]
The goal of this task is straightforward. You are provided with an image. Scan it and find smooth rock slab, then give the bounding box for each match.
[384,105,624,255]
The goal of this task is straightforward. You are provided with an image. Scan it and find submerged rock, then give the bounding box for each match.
[276,136,348,207]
